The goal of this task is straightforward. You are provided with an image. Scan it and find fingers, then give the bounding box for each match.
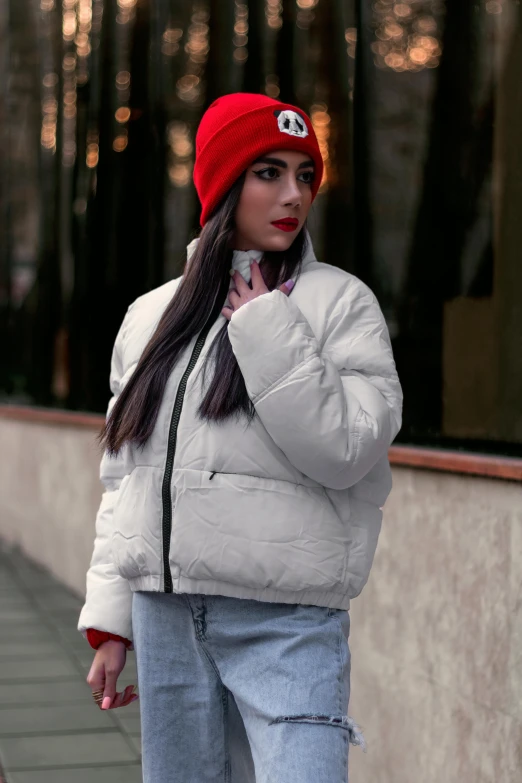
[101,666,119,710]
[249,260,263,285]
[108,684,139,710]
[231,270,250,294]
[224,262,280,320]
[279,278,295,295]
[86,652,106,687]
[86,671,104,694]
[232,262,266,293]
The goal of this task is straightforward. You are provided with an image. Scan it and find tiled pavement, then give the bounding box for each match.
[0,541,142,782]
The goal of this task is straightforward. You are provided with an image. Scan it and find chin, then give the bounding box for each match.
[260,233,297,252]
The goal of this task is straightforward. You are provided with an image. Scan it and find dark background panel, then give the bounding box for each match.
[0,0,520,456]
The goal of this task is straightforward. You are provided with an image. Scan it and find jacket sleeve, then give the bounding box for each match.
[227,277,403,491]
[77,305,136,648]
[85,628,133,650]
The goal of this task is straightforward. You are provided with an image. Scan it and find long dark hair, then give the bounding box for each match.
[98,172,308,456]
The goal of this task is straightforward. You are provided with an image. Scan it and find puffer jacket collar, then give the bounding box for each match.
[185,228,318,286]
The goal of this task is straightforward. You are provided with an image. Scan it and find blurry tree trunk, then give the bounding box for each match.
[276,0,296,104]
[206,0,235,108]
[28,0,63,405]
[317,0,356,276]
[396,2,480,437]
[243,0,265,93]
[352,0,373,286]
[144,0,167,291]
[69,0,118,410]
[0,0,11,392]
[68,0,103,409]
[121,0,165,297]
[192,0,235,236]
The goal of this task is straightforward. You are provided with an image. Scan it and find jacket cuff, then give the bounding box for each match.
[86,628,133,651]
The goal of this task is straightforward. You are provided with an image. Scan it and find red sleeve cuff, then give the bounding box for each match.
[86,628,133,650]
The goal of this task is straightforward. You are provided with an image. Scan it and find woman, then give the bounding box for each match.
[79,92,402,782]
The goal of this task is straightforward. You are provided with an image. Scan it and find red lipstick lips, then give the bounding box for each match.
[271,217,299,232]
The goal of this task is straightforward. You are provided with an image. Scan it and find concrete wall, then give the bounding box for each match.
[0,416,103,596]
[349,468,522,783]
[0,415,521,782]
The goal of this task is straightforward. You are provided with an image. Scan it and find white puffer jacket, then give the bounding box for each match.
[78,231,402,645]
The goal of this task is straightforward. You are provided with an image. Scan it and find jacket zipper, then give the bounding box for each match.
[161,328,210,593]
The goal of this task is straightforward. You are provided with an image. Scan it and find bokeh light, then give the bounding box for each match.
[371,0,441,72]
[310,103,331,191]
[265,0,282,30]
[168,121,193,188]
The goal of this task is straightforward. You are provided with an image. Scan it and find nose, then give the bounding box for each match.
[280,174,302,208]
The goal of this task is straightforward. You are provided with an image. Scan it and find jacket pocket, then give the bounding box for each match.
[111,466,164,580]
[169,469,349,593]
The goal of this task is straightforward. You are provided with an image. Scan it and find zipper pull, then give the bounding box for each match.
[209,471,216,480]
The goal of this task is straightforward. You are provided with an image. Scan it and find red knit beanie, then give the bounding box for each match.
[193,92,324,227]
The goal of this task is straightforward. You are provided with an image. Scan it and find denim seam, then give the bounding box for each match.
[334,614,350,780]
[221,685,231,783]
[193,634,232,783]
[335,614,343,717]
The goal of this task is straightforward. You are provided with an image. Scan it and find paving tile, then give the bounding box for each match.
[14,571,62,589]
[123,661,138,680]
[0,618,53,632]
[115,673,140,692]
[0,679,89,705]
[54,629,92,651]
[128,733,141,755]
[0,704,117,736]
[41,608,83,624]
[0,641,67,658]
[0,546,143,778]
[1,731,138,769]
[37,603,83,628]
[0,656,80,681]
[8,763,143,783]
[0,608,42,623]
[0,596,34,609]
[0,625,56,642]
[32,584,83,602]
[115,714,141,735]
[116,698,141,717]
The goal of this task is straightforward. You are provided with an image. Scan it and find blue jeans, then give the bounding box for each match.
[132,592,364,782]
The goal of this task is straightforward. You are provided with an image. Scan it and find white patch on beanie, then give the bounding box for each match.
[275,109,308,138]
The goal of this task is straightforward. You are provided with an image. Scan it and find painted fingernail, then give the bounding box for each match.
[131,694,139,702]
[101,696,111,710]
[285,279,295,292]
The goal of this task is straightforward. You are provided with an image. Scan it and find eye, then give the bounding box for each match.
[253,166,280,180]
[297,170,315,185]
[252,166,314,185]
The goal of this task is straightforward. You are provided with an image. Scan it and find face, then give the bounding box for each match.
[233,149,315,252]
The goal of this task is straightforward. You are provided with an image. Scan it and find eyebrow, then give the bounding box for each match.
[252,156,315,170]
